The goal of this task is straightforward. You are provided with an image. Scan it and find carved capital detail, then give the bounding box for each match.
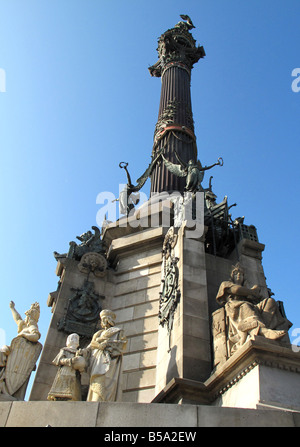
[149,16,205,78]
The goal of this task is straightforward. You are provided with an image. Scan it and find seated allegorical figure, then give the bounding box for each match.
[216,264,291,355]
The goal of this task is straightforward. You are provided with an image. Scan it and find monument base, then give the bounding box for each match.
[0,400,299,427]
[207,336,300,411]
[153,337,300,412]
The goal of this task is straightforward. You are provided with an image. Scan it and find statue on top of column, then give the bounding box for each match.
[149,14,205,78]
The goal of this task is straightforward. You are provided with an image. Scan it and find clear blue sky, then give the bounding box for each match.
[0,0,300,390]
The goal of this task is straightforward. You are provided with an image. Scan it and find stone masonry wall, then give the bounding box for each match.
[107,227,165,403]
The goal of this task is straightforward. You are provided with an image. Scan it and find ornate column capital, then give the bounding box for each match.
[148,16,205,78]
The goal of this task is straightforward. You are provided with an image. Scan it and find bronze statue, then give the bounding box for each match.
[162,151,223,193]
[67,226,106,260]
[178,14,195,30]
[116,150,163,215]
[148,15,205,78]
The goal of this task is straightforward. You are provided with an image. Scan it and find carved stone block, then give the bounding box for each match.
[212,308,228,369]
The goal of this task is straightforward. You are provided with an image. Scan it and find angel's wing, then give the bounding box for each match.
[196,159,203,169]
[162,154,186,177]
[135,150,163,190]
[174,150,187,169]
[195,160,204,184]
[134,167,151,191]
[136,162,154,187]
[91,226,101,238]
[198,170,205,184]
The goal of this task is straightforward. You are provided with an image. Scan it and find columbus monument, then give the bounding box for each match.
[1,15,300,427]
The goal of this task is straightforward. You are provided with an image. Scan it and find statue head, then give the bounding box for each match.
[230,264,245,286]
[100,309,116,328]
[25,302,40,323]
[66,333,80,349]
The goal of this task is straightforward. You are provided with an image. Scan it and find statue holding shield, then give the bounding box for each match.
[0,301,42,401]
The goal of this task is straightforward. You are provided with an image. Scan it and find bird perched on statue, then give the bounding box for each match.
[180,14,195,29]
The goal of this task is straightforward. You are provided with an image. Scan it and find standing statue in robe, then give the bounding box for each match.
[47,333,85,401]
[84,309,127,402]
[0,301,42,400]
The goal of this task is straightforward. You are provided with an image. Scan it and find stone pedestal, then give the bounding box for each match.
[29,199,297,412]
[207,336,300,411]
[155,223,211,397]
[154,337,300,412]
[1,400,300,427]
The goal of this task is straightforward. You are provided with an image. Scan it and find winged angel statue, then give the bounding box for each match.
[116,150,163,215]
[162,152,223,194]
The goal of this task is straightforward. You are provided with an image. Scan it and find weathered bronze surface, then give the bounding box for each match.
[162,152,223,193]
[117,150,162,215]
[159,227,180,335]
[58,280,105,339]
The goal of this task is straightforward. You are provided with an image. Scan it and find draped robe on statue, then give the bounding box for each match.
[216,280,290,353]
[47,347,82,401]
[87,326,127,402]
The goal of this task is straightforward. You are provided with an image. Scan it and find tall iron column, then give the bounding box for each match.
[149,16,205,194]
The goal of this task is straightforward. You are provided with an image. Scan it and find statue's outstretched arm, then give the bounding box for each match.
[201,157,223,171]
[119,162,133,186]
[9,301,23,325]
